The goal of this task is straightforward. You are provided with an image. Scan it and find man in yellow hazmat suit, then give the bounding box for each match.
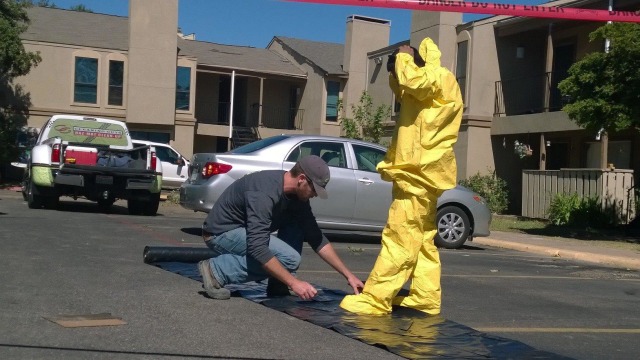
[340,37,463,315]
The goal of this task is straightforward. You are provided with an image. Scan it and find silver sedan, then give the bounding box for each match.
[179,135,491,249]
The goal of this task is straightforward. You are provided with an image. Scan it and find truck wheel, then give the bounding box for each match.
[435,205,471,249]
[141,193,160,216]
[27,181,43,209]
[21,180,28,201]
[127,199,143,215]
[43,196,59,209]
[97,198,115,212]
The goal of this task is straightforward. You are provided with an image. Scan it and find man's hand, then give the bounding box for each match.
[290,279,318,300]
[347,275,364,295]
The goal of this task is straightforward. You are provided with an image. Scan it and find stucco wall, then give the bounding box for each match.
[342,16,390,120]
[17,43,128,127]
[127,0,178,126]
[267,39,327,135]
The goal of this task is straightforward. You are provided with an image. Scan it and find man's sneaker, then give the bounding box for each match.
[266,277,295,297]
[198,260,231,300]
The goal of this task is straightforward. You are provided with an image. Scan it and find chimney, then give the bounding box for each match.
[410,11,462,71]
[342,15,390,117]
[127,0,179,126]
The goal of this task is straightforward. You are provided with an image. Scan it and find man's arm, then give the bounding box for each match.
[262,258,318,300]
[394,51,441,102]
[389,72,402,99]
[316,243,364,295]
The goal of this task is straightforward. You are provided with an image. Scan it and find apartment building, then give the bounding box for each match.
[365,0,639,212]
[13,1,392,159]
[9,0,639,214]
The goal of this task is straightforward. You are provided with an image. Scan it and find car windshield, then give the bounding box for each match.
[230,135,289,154]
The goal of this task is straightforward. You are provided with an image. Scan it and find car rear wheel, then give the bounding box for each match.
[435,205,470,249]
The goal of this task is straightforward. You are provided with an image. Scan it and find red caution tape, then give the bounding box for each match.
[284,0,640,23]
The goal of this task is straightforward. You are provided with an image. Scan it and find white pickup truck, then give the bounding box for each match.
[20,115,163,215]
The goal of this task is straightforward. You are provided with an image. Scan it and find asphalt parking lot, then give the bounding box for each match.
[1,191,639,359]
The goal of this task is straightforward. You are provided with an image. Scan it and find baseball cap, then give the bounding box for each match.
[298,155,330,199]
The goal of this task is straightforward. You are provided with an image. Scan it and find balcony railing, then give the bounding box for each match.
[250,104,304,130]
[200,103,303,130]
[495,72,569,116]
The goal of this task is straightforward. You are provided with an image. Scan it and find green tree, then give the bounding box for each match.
[339,91,390,145]
[558,22,640,133]
[1,1,42,78]
[1,0,42,179]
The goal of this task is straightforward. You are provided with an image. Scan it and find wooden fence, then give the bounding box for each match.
[522,169,635,223]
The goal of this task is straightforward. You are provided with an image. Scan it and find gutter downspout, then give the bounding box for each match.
[228,70,236,151]
[600,0,613,169]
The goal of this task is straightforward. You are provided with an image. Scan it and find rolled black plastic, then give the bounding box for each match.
[143,246,216,264]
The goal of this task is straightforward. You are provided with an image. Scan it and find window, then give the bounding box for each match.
[286,141,347,168]
[130,131,171,144]
[108,60,124,106]
[326,81,340,121]
[456,41,468,102]
[176,66,191,110]
[74,57,98,103]
[155,146,180,164]
[353,144,385,172]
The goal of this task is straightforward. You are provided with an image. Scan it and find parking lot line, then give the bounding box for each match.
[476,327,640,333]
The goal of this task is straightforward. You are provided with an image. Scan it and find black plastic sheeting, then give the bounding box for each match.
[143,246,216,264]
[144,246,573,360]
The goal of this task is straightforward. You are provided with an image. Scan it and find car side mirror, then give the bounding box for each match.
[176,158,185,166]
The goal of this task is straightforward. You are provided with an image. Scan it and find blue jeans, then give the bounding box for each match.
[203,225,303,286]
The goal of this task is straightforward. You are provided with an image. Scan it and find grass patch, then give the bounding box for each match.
[165,189,180,205]
[491,214,636,242]
[491,215,548,233]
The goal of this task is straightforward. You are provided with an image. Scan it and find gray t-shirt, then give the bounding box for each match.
[203,170,329,264]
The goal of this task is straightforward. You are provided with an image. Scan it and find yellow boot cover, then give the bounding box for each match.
[340,37,463,315]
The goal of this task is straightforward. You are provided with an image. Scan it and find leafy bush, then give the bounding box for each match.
[458,171,509,214]
[547,193,616,228]
[547,193,581,226]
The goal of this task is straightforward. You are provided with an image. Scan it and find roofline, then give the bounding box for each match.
[271,36,335,77]
[196,63,307,79]
[368,40,409,57]
[29,6,128,20]
[21,39,127,52]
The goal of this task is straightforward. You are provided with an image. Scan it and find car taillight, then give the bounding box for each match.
[150,151,157,170]
[51,143,61,163]
[201,162,232,178]
[473,195,485,204]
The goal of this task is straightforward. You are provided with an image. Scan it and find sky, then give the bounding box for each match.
[45,0,546,48]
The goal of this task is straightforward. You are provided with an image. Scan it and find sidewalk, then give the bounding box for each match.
[473,231,640,271]
[2,186,639,271]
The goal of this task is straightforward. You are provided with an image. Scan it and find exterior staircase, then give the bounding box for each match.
[231,126,260,149]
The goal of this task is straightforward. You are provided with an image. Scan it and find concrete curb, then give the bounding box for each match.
[474,237,640,271]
